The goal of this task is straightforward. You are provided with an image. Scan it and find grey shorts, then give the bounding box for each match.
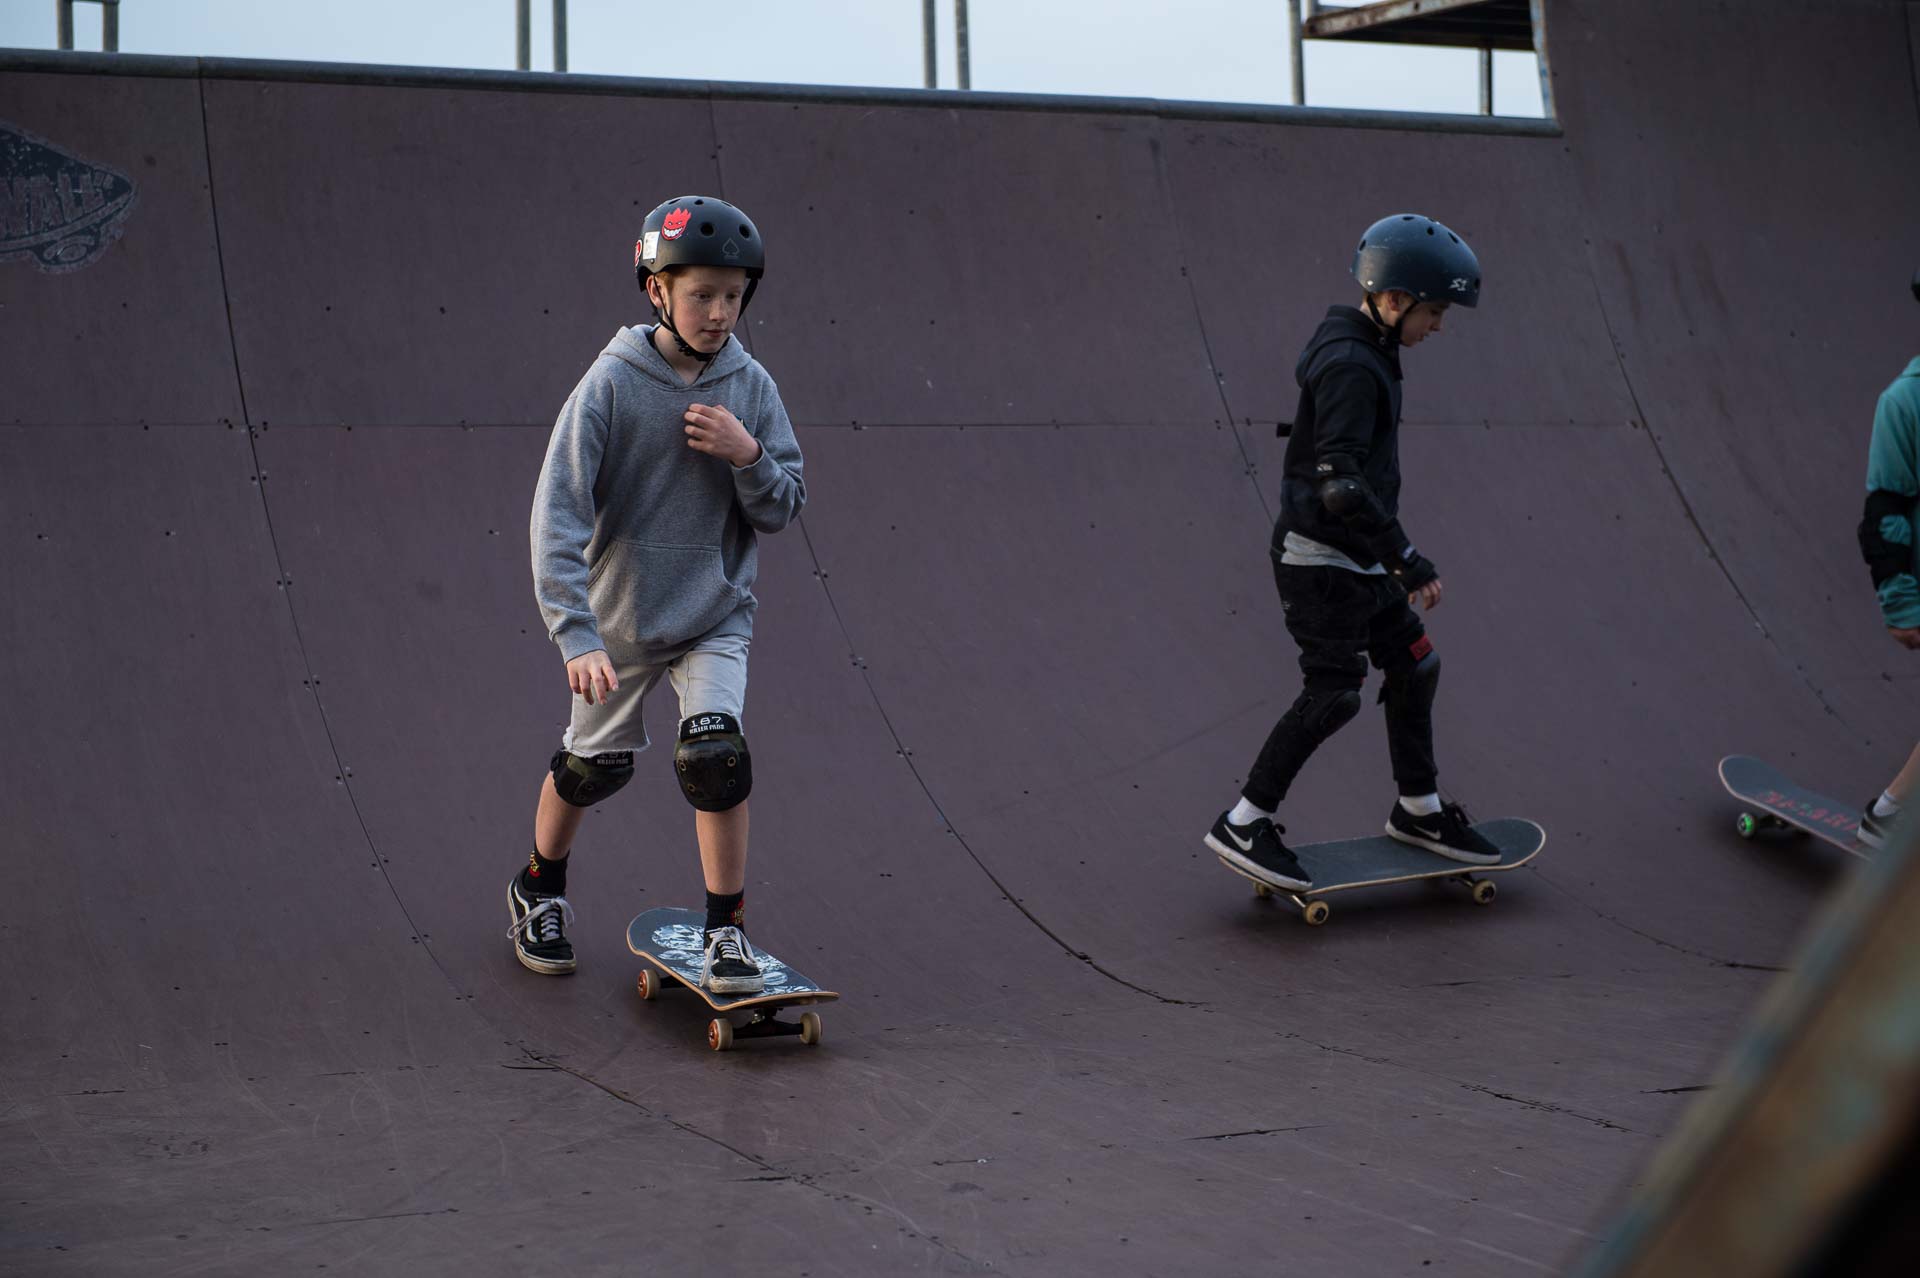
[560,631,748,757]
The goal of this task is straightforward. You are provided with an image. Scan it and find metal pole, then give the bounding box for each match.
[552,0,567,72]
[954,0,970,90]
[56,0,73,50]
[1479,47,1493,114]
[102,0,117,52]
[515,0,530,71]
[1286,0,1304,105]
[922,0,937,89]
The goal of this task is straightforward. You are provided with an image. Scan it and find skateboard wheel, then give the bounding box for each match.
[1471,880,1498,906]
[636,969,659,1001]
[1303,901,1330,927]
[707,1018,733,1052]
[1736,812,1758,840]
[800,1011,823,1046]
[1253,882,1273,900]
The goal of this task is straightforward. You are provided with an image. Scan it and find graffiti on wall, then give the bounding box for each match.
[1,121,138,273]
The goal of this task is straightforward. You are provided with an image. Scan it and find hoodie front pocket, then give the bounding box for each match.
[590,540,743,649]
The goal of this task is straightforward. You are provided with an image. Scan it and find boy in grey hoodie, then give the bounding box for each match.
[510,195,805,992]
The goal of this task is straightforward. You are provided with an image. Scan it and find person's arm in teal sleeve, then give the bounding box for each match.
[1860,378,1920,630]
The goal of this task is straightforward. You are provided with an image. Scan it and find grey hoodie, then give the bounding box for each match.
[531,325,805,663]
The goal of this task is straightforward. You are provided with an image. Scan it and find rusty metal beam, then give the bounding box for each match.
[1305,0,1536,52]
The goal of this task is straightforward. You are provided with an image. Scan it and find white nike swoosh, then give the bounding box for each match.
[1227,828,1255,852]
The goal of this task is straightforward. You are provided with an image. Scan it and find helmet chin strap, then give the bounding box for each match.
[1364,293,1408,347]
[651,278,721,367]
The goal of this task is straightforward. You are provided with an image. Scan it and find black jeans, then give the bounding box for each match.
[1243,561,1438,810]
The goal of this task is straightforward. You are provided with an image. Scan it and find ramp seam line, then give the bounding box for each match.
[194,74,249,427]
[1530,866,1787,972]
[1580,248,1851,731]
[199,77,464,1002]
[1146,119,1274,525]
[520,1050,997,1273]
[791,518,1191,1006]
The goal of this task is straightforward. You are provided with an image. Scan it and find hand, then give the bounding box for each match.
[1892,626,1920,651]
[567,650,619,705]
[1383,543,1440,599]
[684,403,760,468]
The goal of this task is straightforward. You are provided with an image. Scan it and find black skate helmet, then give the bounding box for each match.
[634,194,764,359]
[1351,214,1481,308]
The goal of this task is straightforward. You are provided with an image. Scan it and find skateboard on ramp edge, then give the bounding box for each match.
[626,907,839,1051]
[1717,754,1870,861]
[1218,817,1546,926]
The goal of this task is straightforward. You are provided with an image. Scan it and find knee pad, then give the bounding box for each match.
[1282,686,1363,748]
[675,712,752,812]
[1380,635,1440,711]
[549,749,635,808]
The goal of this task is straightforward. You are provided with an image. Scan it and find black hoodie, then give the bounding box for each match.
[1273,305,1410,570]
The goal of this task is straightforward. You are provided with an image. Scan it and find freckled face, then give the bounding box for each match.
[652,265,748,354]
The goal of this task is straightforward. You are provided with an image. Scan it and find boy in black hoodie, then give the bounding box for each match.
[1205,214,1497,891]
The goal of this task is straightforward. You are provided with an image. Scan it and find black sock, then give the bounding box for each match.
[523,849,568,895]
[705,889,744,934]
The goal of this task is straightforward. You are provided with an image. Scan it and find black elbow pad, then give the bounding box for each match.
[1318,475,1370,517]
[1859,489,1915,587]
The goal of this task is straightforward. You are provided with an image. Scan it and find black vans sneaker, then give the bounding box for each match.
[701,925,764,995]
[1205,810,1313,891]
[1859,799,1902,851]
[507,874,576,975]
[1387,800,1501,864]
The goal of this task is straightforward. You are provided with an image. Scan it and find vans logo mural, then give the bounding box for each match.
[1,121,138,273]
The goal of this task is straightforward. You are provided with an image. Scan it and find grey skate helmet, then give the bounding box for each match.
[1351,214,1481,309]
[634,194,764,359]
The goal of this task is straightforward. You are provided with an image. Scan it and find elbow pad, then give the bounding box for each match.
[1859,489,1916,588]
[1317,474,1371,518]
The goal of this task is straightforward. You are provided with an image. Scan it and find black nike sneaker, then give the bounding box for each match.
[507,873,577,975]
[1205,810,1313,891]
[1386,800,1501,864]
[1859,799,1902,851]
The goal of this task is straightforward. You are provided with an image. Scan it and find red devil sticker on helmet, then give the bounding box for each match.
[662,207,691,240]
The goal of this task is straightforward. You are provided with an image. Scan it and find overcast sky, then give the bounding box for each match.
[1,1,1546,116]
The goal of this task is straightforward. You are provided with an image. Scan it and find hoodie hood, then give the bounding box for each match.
[605,324,753,390]
[1294,305,1400,389]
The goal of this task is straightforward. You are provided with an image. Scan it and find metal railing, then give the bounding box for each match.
[1289,0,1518,115]
[55,0,119,53]
[514,0,567,73]
[44,0,1527,115]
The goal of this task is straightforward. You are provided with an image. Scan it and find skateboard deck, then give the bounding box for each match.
[1218,817,1545,926]
[1718,755,1870,860]
[626,907,838,1051]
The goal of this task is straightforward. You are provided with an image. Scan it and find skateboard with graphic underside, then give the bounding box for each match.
[626,907,838,1051]
[1219,817,1545,926]
[1717,755,1870,860]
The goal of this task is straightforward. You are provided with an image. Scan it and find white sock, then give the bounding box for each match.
[1399,793,1443,816]
[1873,791,1902,819]
[1228,797,1274,826]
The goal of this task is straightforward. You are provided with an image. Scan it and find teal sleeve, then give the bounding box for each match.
[1866,380,1920,628]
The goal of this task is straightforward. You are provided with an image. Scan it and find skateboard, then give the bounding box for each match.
[1218,817,1545,926]
[1717,755,1870,860]
[626,907,838,1051]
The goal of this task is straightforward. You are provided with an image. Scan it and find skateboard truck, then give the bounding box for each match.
[628,911,837,1052]
[636,968,826,1051]
[1222,817,1543,927]
[1256,871,1498,926]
